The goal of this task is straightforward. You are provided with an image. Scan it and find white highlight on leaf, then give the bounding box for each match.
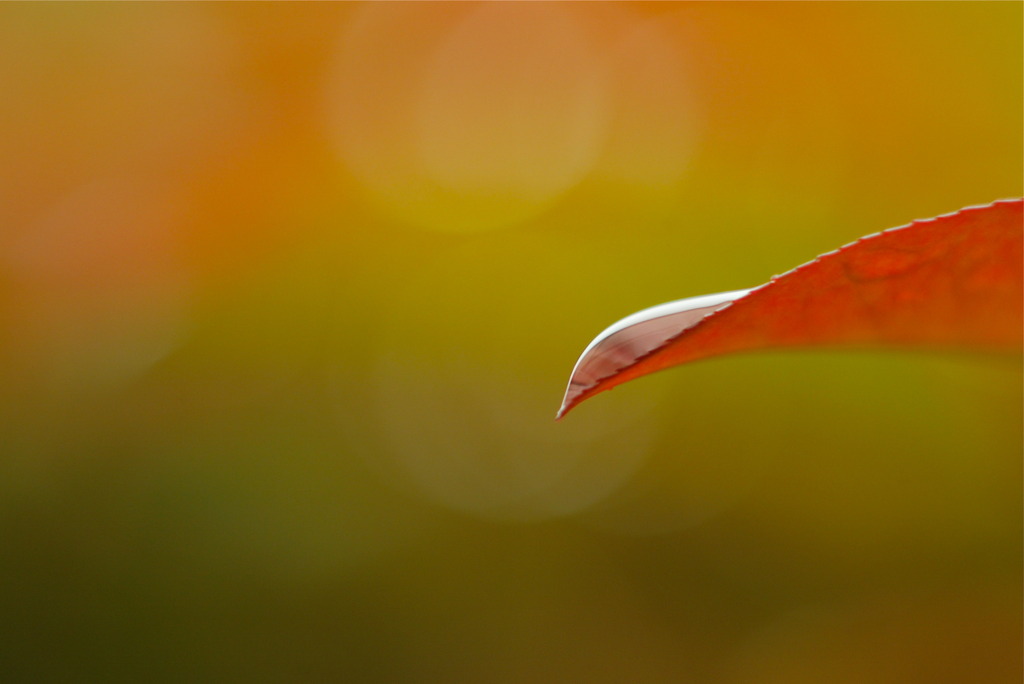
[558,289,750,418]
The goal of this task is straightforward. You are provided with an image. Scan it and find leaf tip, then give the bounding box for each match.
[554,387,579,421]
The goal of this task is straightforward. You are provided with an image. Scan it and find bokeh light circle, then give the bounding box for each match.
[2,177,191,389]
[368,235,659,521]
[326,3,610,233]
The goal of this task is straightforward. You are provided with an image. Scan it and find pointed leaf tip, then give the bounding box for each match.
[556,291,749,419]
[557,199,1023,419]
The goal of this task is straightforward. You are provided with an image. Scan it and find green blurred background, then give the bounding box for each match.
[0,3,1020,682]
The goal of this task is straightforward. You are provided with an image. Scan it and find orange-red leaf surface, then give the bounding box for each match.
[557,199,1023,419]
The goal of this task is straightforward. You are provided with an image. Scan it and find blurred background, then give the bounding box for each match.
[0,3,1020,682]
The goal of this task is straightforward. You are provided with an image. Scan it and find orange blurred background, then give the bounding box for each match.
[0,3,1020,681]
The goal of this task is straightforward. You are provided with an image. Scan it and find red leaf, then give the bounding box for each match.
[557,199,1023,419]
